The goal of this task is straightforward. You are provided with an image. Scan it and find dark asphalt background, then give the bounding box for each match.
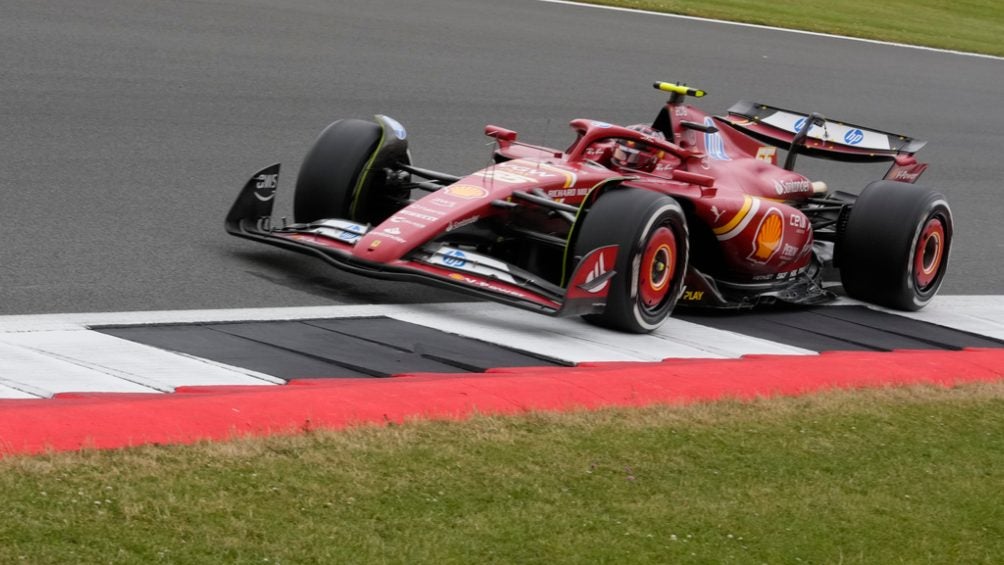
[2,0,1002,315]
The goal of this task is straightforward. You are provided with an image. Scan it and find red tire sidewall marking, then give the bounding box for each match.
[639,226,676,309]
[914,216,945,290]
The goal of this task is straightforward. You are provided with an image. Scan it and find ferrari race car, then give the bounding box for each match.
[226,81,952,333]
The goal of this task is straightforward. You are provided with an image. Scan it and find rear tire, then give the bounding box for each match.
[838,180,952,311]
[293,119,383,224]
[574,188,689,333]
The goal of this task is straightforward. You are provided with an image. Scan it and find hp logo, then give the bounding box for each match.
[443,249,467,267]
[844,129,864,145]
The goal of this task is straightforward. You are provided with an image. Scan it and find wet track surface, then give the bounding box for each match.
[2,0,1002,316]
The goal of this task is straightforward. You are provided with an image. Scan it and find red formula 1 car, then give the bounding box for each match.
[226,82,952,333]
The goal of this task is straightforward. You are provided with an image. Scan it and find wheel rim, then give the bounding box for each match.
[914,216,945,290]
[638,226,677,311]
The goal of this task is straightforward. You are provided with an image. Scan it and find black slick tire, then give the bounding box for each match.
[838,180,952,311]
[293,119,382,224]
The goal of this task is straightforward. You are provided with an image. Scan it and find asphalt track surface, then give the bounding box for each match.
[2,0,1002,316]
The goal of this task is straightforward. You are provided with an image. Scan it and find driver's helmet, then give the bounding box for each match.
[611,124,666,172]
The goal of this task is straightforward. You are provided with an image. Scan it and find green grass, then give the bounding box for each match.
[2,382,1003,564]
[582,0,1004,56]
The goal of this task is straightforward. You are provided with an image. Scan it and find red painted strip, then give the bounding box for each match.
[1,349,1001,457]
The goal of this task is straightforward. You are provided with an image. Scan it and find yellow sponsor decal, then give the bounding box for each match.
[756,146,777,164]
[713,196,754,236]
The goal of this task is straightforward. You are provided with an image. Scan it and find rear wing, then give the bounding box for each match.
[720,100,928,183]
[720,100,926,162]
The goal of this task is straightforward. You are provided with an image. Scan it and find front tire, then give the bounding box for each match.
[838,180,952,311]
[574,188,689,333]
[294,119,383,224]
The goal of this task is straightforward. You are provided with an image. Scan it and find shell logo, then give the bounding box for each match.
[448,273,466,281]
[445,184,489,199]
[750,208,784,263]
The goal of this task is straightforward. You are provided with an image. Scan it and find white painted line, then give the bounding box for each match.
[536,0,1004,61]
[389,302,815,362]
[875,296,1004,341]
[0,341,159,398]
[829,295,1004,341]
[0,331,283,399]
[652,317,817,357]
[393,306,675,362]
[0,382,42,400]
